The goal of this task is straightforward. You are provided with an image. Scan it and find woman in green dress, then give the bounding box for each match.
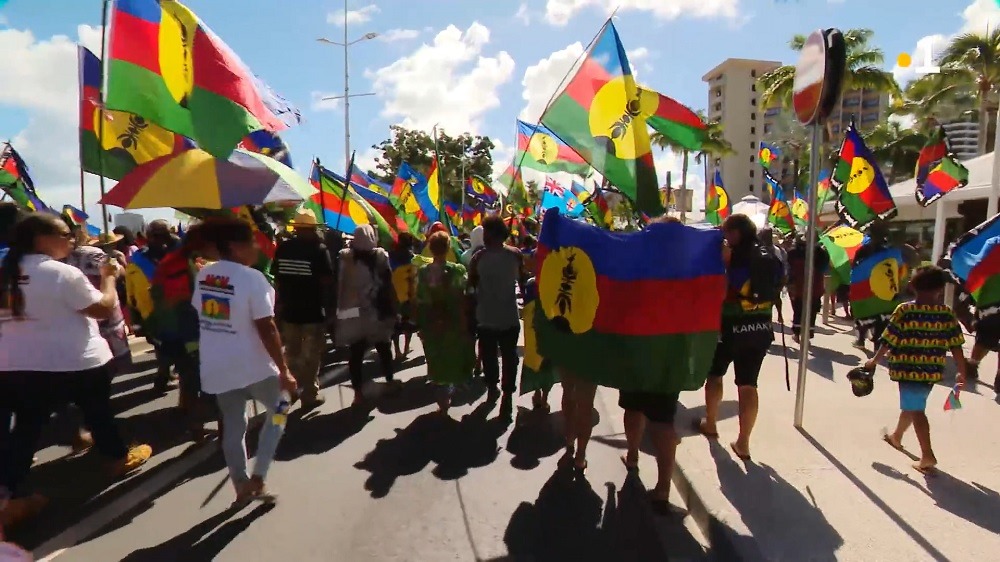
[415,231,476,414]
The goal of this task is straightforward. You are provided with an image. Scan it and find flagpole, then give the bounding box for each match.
[337,151,356,235]
[97,0,110,234]
[460,137,467,231]
[76,47,86,211]
[315,158,329,226]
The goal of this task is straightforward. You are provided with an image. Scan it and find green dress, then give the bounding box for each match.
[415,262,476,385]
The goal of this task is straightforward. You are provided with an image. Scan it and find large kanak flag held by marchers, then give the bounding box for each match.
[533,209,726,394]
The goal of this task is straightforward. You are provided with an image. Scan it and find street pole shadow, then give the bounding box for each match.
[870,462,1000,535]
[709,439,844,561]
[119,502,274,561]
[798,428,949,562]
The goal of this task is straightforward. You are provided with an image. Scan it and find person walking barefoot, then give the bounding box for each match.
[865,266,967,474]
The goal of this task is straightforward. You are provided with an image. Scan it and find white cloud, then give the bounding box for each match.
[960,0,1000,33]
[327,4,379,26]
[0,25,108,212]
[490,139,515,184]
[519,42,585,123]
[894,0,1000,87]
[353,146,382,175]
[379,28,420,43]
[310,91,342,112]
[515,3,532,25]
[367,22,515,134]
[544,0,740,26]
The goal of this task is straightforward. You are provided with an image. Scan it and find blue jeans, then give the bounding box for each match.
[215,376,284,484]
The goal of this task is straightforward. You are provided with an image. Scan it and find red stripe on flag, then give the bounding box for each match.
[109,10,160,73]
[966,246,1000,295]
[80,85,100,133]
[849,281,875,302]
[191,29,285,132]
[564,57,614,109]
[592,274,725,335]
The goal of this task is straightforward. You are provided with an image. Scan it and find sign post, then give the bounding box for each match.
[791,28,845,429]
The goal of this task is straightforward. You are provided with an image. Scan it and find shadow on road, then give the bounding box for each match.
[501,466,677,561]
[506,406,564,471]
[118,502,274,561]
[710,438,844,561]
[354,400,508,498]
[275,403,375,461]
[871,461,1000,535]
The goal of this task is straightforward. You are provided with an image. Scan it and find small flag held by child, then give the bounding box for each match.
[944,385,962,411]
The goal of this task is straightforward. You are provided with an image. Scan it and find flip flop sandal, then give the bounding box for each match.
[691,418,719,439]
[881,432,904,452]
[912,463,937,476]
[729,442,751,461]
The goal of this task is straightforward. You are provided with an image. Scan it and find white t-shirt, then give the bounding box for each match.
[192,260,279,395]
[0,254,113,372]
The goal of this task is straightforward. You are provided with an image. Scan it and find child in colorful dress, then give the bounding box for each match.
[865,265,967,474]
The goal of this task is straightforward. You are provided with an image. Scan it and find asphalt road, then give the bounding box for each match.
[12,338,708,562]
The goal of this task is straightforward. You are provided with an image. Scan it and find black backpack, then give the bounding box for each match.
[743,244,783,305]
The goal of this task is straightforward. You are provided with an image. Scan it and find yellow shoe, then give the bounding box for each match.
[109,444,152,478]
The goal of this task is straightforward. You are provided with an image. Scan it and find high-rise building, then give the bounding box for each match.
[702,58,782,204]
[942,120,979,161]
[827,88,889,138]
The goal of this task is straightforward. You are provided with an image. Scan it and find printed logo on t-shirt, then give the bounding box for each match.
[201,294,231,320]
[200,274,233,294]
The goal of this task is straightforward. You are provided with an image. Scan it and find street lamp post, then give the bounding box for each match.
[318,1,378,170]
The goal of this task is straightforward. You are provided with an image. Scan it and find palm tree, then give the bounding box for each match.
[758,29,900,140]
[939,29,1000,153]
[864,121,927,184]
[650,111,733,217]
[889,73,976,135]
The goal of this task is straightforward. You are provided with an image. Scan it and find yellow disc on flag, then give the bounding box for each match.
[869,257,901,300]
[772,201,790,218]
[716,186,728,210]
[828,226,863,248]
[760,148,772,162]
[792,198,808,219]
[588,76,657,160]
[347,199,371,226]
[528,133,559,165]
[846,157,876,194]
[538,246,599,334]
[159,0,199,107]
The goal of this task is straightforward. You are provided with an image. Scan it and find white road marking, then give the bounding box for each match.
[34,363,349,561]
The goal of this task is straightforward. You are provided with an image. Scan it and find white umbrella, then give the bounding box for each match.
[731,195,770,230]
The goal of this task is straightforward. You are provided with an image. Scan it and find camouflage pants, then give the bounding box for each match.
[279,322,326,401]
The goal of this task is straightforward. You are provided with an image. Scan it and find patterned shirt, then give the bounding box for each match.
[881,303,965,383]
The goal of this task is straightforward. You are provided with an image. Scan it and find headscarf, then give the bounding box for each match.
[428,222,448,235]
[351,224,377,252]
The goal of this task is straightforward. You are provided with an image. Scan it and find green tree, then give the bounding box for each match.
[369,125,495,203]
[650,111,733,214]
[864,121,927,184]
[939,29,1000,153]
[889,73,976,135]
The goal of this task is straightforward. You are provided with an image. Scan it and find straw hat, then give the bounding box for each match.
[87,232,124,247]
[289,208,320,229]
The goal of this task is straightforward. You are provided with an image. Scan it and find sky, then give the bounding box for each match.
[0,0,998,224]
